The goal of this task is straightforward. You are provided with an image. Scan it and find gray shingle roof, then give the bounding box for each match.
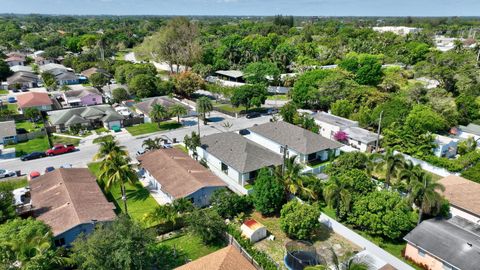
[248,121,342,155]
[7,71,39,84]
[343,127,378,144]
[404,217,480,270]
[135,96,190,115]
[201,132,283,173]
[65,88,101,99]
[0,121,16,138]
[215,70,244,78]
[48,105,124,126]
[460,123,480,136]
[313,112,358,128]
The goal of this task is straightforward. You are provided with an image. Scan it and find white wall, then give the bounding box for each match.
[316,121,342,139]
[450,206,480,224]
[244,132,302,161]
[198,146,249,185]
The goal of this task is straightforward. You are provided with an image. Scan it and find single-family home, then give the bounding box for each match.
[0,121,17,144]
[63,87,103,107]
[34,56,53,66]
[51,68,79,85]
[81,67,107,78]
[6,71,40,90]
[17,92,53,112]
[433,135,458,158]
[215,70,244,83]
[458,123,480,142]
[135,96,193,122]
[404,216,480,270]
[47,105,124,132]
[438,175,480,223]
[9,65,33,73]
[245,121,342,165]
[199,132,283,193]
[39,63,69,73]
[175,245,256,270]
[5,53,26,67]
[372,26,421,36]
[314,112,379,152]
[29,168,116,247]
[137,148,226,207]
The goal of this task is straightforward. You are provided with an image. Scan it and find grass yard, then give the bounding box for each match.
[50,136,81,146]
[0,89,8,95]
[15,120,44,132]
[0,178,28,190]
[213,102,244,113]
[93,135,114,144]
[6,136,51,157]
[266,94,289,101]
[126,121,182,136]
[6,103,18,113]
[173,144,188,154]
[94,127,108,134]
[88,163,159,225]
[160,232,224,261]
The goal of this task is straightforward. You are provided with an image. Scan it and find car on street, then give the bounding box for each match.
[266,108,278,115]
[0,169,16,178]
[246,112,261,119]
[45,167,55,173]
[7,97,16,103]
[21,151,47,161]
[45,144,76,156]
[28,171,40,180]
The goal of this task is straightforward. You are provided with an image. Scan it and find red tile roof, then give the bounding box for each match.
[17,92,53,109]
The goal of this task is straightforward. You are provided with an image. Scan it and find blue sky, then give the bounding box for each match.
[2,0,480,16]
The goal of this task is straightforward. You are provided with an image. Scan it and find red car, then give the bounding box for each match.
[45,144,76,156]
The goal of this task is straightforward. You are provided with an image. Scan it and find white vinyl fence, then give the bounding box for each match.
[395,151,458,178]
[319,213,414,270]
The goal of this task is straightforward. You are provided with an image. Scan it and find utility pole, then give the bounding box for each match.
[281,145,288,176]
[375,111,383,152]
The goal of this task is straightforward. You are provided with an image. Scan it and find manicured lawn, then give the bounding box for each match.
[6,136,51,157]
[160,232,224,261]
[0,89,8,95]
[213,101,244,113]
[0,178,28,190]
[50,136,81,146]
[88,162,159,225]
[7,103,18,113]
[126,121,182,136]
[94,127,108,134]
[15,120,44,132]
[266,94,289,101]
[93,135,114,144]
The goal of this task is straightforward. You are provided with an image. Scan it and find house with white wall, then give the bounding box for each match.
[245,121,342,165]
[433,134,458,158]
[458,123,480,142]
[137,148,226,207]
[198,132,283,194]
[439,175,480,224]
[314,112,379,153]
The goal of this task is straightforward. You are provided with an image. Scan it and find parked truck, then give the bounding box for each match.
[45,144,76,156]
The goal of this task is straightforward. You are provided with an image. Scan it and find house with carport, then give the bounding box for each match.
[137,148,226,207]
[245,121,342,166]
[198,132,283,194]
[29,168,116,247]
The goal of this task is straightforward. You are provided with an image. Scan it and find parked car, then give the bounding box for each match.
[246,112,261,119]
[12,89,20,93]
[60,164,73,169]
[45,144,76,156]
[0,169,16,178]
[21,151,47,161]
[266,108,278,115]
[28,171,40,180]
[45,167,55,173]
[16,128,28,135]
[7,97,16,103]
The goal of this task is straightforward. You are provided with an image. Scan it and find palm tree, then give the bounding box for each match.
[184,131,201,159]
[330,247,370,270]
[169,104,188,123]
[323,177,352,218]
[275,156,316,200]
[196,97,213,125]
[150,104,169,128]
[409,173,445,225]
[142,137,162,151]
[375,148,405,188]
[143,204,179,229]
[93,137,127,161]
[98,154,138,216]
[397,160,423,192]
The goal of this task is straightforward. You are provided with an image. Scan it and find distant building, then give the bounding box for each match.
[135,96,194,122]
[6,71,40,90]
[138,148,226,207]
[175,245,256,270]
[17,92,53,112]
[63,87,103,107]
[215,70,244,83]
[81,67,107,78]
[433,135,458,158]
[404,216,480,270]
[5,53,26,67]
[0,121,17,144]
[458,123,480,142]
[29,169,116,247]
[9,65,33,73]
[372,26,421,36]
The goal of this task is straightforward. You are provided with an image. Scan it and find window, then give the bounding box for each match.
[221,163,228,173]
[92,98,96,102]
[54,238,66,247]
[418,249,426,257]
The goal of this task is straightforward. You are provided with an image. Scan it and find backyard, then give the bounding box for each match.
[126,121,182,136]
[15,120,44,132]
[88,162,159,226]
[249,211,360,269]
[160,232,225,262]
[6,136,51,157]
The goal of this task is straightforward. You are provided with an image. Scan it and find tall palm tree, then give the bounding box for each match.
[142,137,162,151]
[275,156,316,200]
[375,148,405,188]
[93,137,127,161]
[397,160,423,192]
[149,104,169,128]
[99,154,138,216]
[323,177,352,218]
[184,131,201,159]
[409,173,445,225]
[169,104,188,123]
[196,97,213,125]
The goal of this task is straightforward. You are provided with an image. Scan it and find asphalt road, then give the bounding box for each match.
[0,112,272,175]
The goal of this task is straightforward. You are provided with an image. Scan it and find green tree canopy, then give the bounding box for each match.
[186,208,226,245]
[280,200,320,240]
[210,189,252,219]
[111,87,129,103]
[338,52,383,86]
[128,74,158,98]
[243,61,281,85]
[230,84,268,112]
[405,104,448,133]
[252,168,285,215]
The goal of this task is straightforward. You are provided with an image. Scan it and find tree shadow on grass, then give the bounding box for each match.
[125,182,151,202]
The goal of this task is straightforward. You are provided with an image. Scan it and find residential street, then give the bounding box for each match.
[0,112,272,174]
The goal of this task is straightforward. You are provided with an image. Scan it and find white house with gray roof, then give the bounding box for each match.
[198,132,283,194]
[47,105,124,132]
[314,112,379,153]
[245,121,342,165]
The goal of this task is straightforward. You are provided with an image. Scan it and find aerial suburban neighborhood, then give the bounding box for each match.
[0,1,480,270]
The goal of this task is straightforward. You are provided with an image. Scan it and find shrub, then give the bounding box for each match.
[252,168,285,215]
[280,200,320,240]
